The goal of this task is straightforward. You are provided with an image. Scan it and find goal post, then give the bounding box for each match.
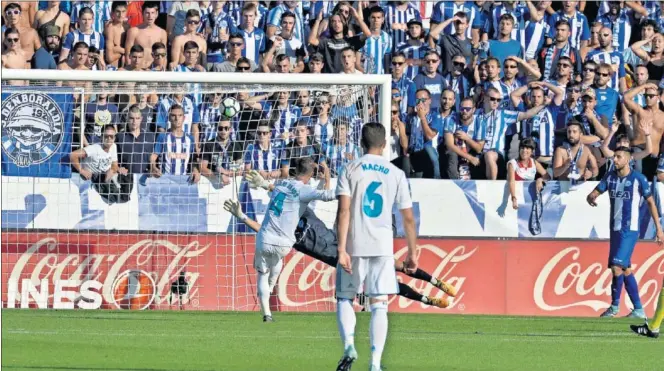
[1,69,392,312]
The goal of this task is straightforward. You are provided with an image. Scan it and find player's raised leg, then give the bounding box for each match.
[394,260,457,297]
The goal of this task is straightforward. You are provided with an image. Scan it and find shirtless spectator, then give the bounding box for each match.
[170,9,206,69]
[34,1,69,40]
[104,1,128,69]
[57,41,92,102]
[17,1,37,29]
[2,28,29,85]
[624,83,664,178]
[60,7,104,63]
[3,3,41,62]
[124,1,166,68]
[553,121,598,182]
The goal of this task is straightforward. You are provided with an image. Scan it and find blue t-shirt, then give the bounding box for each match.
[488,39,524,76]
[412,73,445,112]
[594,87,620,126]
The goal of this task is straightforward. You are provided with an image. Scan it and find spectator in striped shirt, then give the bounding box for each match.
[391,52,415,114]
[266,1,304,41]
[359,6,391,74]
[385,1,421,51]
[199,92,225,143]
[171,9,207,70]
[538,19,583,81]
[243,121,282,181]
[481,86,545,180]
[396,19,429,80]
[406,88,444,179]
[231,2,266,66]
[150,104,200,182]
[70,1,111,34]
[60,6,104,63]
[203,0,232,69]
[323,117,361,177]
[585,27,627,93]
[230,0,267,30]
[443,54,473,112]
[312,92,334,146]
[596,1,647,53]
[441,97,486,180]
[546,1,590,53]
[3,3,41,62]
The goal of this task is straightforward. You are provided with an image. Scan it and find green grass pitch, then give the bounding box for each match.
[1,310,659,371]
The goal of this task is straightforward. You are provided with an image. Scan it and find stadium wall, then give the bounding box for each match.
[3,175,664,239]
[2,232,663,317]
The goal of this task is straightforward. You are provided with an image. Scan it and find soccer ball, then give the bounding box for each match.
[221,97,241,119]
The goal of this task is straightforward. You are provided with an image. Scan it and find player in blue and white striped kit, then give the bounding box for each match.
[587,147,664,319]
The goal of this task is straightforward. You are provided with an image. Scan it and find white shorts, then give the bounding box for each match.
[254,241,290,274]
[335,256,398,299]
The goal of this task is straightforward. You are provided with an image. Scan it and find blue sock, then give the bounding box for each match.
[624,274,643,310]
[611,275,624,307]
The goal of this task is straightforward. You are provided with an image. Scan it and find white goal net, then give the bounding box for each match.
[1,70,390,312]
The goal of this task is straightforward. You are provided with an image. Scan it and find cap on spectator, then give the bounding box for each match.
[407,19,423,28]
[43,25,60,38]
[582,89,596,99]
[310,52,324,62]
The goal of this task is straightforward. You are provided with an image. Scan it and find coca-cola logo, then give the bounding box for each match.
[6,237,210,308]
[277,243,477,310]
[534,247,664,312]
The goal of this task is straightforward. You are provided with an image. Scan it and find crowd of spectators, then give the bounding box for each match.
[3,0,664,192]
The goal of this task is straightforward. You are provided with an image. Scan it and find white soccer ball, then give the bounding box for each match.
[221,97,241,119]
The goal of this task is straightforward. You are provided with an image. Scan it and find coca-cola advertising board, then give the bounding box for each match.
[2,232,663,316]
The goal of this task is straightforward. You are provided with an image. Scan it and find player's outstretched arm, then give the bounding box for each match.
[223,199,261,232]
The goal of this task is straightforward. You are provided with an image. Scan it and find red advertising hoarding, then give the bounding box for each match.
[2,232,663,317]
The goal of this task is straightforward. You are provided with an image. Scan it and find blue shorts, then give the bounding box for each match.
[608,230,638,269]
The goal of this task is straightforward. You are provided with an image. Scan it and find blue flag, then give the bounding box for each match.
[1,88,75,178]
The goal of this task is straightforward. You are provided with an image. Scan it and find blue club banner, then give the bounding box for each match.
[2,174,664,241]
[1,88,75,178]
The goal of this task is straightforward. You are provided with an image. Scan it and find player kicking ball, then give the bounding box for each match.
[223,200,456,309]
[246,158,336,322]
[587,146,664,319]
[333,122,418,371]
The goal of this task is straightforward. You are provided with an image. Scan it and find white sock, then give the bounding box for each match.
[369,301,388,368]
[268,258,283,292]
[257,272,271,317]
[336,298,356,350]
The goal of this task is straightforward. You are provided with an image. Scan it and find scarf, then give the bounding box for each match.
[543,42,571,79]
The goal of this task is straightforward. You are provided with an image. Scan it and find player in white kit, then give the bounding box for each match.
[245,158,336,322]
[335,123,419,371]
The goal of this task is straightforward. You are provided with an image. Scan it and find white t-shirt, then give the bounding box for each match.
[82,144,117,174]
[259,179,336,247]
[335,153,412,257]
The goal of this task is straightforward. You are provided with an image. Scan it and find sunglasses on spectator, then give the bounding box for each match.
[645,94,658,98]
[230,42,243,47]
[5,37,19,43]
[187,19,200,25]
[103,134,115,139]
[453,61,466,68]
[416,97,428,104]
[391,110,399,114]
[236,65,250,71]
[598,72,610,77]
[425,59,439,64]
[218,126,231,131]
[583,67,596,72]
[391,61,404,66]
[5,9,20,15]
[460,107,473,112]
[392,92,401,99]
[489,97,502,102]
[558,64,572,69]
[153,53,166,58]
[567,87,581,93]
[504,64,518,69]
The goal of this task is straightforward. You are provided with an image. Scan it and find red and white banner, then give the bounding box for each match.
[2,232,663,317]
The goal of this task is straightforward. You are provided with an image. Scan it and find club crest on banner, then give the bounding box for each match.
[1,93,64,167]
